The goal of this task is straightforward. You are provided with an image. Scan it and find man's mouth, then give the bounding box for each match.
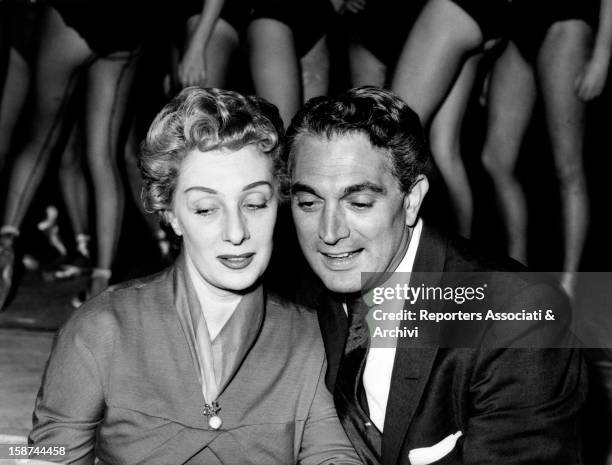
[319,249,363,269]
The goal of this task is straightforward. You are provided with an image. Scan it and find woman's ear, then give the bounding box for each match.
[164,210,182,237]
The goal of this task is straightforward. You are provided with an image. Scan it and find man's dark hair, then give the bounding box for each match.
[285,86,433,193]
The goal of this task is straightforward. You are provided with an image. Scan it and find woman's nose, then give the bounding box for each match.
[222,208,250,245]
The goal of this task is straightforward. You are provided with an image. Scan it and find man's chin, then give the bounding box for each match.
[318,272,362,295]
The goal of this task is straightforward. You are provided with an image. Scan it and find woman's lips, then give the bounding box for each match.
[217,253,255,270]
[319,249,363,270]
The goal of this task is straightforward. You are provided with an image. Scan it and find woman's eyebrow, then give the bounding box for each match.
[242,181,273,191]
[184,186,217,194]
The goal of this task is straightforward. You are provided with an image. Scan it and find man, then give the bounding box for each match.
[286,86,586,464]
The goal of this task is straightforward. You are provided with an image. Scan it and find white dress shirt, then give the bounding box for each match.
[343,219,423,432]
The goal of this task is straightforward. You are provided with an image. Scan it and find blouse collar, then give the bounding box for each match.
[173,252,265,404]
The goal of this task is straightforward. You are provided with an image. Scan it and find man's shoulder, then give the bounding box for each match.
[428,226,524,274]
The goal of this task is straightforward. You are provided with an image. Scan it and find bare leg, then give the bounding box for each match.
[84,52,138,295]
[301,35,329,101]
[537,20,592,295]
[59,121,88,238]
[348,37,386,87]
[481,42,536,264]
[123,120,170,261]
[429,53,482,237]
[0,7,91,308]
[2,7,91,229]
[0,7,8,105]
[0,48,30,175]
[390,0,483,125]
[248,18,301,126]
[184,15,239,87]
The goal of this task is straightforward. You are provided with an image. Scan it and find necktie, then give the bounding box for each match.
[345,297,371,355]
[336,297,382,463]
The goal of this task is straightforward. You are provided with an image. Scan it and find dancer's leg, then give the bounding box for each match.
[184,15,239,87]
[59,121,88,238]
[84,52,138,294]
[301,36,330,101]
[248,18,300,126]
[537,20,592,295]
[429,52,482,237]
[390,0,483,125]
[0,7,91,307]
[123,119,170,261]
[481,42,537,263]
[0,48,30,175]
[348,38,386,87]
[2,7,91,229]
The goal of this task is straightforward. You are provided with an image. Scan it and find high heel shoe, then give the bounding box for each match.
[46,234,92,281]
[71,268,111,309]
[0,227,18,311]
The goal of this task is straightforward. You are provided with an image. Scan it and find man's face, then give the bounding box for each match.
[291,133,427,294]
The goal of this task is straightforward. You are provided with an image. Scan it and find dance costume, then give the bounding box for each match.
[450,0,512,40]
[251,0,336,57]
[349,0,427,65]
[174,0,252,36]
[510,0,599,62]
[1,0,44,63]
[50,0,145,56]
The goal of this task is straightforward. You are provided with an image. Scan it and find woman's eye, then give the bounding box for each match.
[195,208,217,216]
[244,202,268,210]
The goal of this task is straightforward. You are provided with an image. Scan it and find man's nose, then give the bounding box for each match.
[318,205,349,245]
[222,208,250,245]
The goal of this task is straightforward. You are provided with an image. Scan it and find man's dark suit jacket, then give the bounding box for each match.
[297,222,587,465]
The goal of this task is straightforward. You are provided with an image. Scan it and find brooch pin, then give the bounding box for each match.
[203,401,222,429]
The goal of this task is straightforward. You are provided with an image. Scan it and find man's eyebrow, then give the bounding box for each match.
[291,182,318,195]
[341,182,386,196]
[184,186,217,194]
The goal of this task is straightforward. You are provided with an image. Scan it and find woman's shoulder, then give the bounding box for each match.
[60,267,174,338]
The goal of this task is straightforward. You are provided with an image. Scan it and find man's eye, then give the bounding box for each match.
[297,200,319,211]
[350,201,374,210]
[294,194,321,211]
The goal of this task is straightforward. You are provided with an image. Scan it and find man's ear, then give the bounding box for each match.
[164,210,182,237]
[403,175,429,227]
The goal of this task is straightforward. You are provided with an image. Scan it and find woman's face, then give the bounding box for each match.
[167,145,278,296]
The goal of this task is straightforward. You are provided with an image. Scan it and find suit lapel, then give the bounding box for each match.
[317,291,348,390]
[381,222,447,465]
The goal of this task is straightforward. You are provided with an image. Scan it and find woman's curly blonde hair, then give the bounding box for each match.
[139,87,286,217]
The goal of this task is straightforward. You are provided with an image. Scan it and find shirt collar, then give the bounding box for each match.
[395,218,423,274]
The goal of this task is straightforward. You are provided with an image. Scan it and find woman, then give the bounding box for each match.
[350,0,479,237]
[174,0,249,88]
[481,0,612,295]
[248,0,336,125]
[390,0,510,237]
[121,0,249,268]
[29,87,362,465]
[0,0,141,309]
[0,1,92,281]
